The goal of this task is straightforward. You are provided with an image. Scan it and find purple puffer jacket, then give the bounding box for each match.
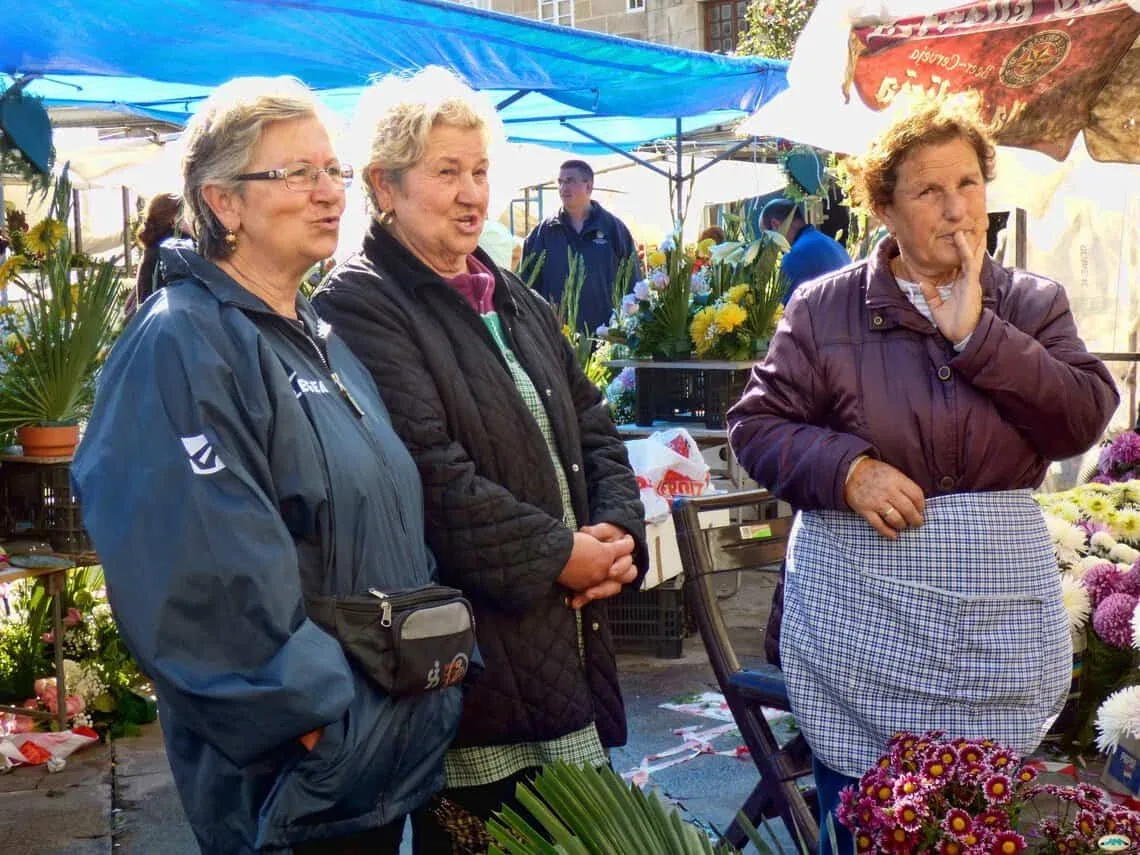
[728,237,1119,510]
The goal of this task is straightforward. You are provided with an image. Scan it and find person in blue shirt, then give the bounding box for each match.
[522,160,641,335]
[760,198,851,304]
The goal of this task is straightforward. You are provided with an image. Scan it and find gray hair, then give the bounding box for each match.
[351,66,501,219]
[181,76,330,259]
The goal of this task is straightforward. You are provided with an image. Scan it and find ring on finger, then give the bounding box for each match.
[882,506,897,518]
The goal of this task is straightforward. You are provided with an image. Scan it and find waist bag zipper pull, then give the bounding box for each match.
[369,588,393,627]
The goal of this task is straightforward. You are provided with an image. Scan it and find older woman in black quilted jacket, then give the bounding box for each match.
[312,66,647,853]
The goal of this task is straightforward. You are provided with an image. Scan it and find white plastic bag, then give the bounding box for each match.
[625,428,711,522]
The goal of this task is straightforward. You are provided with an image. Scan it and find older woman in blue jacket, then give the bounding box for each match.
[73,77,460,854]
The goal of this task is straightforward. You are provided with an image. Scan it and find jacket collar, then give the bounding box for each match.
[361,218,523,316]
[159,239,322,332]
[864,235,998,334]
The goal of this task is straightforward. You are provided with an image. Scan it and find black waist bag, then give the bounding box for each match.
[305,585,476,696]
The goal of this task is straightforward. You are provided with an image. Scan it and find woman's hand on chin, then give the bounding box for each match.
[920,229,985,345]
[843,458,926,541]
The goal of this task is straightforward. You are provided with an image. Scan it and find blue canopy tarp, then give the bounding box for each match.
[2,0,787,153]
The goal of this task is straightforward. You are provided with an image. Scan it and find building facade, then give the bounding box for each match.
[459,0,749,55]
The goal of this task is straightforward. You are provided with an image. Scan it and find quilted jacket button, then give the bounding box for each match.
[872,315,884,327]
[545,388,553,397]
[571,463,580,472]
[591,622,600,631]
[937,365,952,381]
[939,475,955,490]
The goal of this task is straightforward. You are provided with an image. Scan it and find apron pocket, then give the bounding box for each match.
[853,572,962,699]
[957,595,1043,707]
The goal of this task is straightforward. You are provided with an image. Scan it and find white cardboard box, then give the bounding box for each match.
[641,508,731,590]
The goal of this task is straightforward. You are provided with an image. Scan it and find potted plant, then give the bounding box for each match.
[0,171,123,457]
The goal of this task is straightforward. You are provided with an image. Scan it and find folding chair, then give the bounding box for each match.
[672,489,819,852]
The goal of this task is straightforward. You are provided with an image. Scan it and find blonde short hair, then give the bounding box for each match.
[352,66,501,217]
[181,76,331,259]
[847,93,996,213]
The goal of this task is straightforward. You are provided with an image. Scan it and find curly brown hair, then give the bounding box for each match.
[847,94,996,213]
[136,193,184,248]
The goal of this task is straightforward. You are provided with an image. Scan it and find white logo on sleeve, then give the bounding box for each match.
[181,434,226,475]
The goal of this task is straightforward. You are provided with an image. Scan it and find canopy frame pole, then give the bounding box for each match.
[675,118,683,226]
[557,121,672,179]
[495,89,532,111]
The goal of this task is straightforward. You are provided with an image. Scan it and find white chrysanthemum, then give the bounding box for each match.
[1121,563,1136,574]
[1055,502,1083,523]
[1060,573,1092,632]
[1111,543,1140,564]
[1131,605,1140,652]
[1081,554,1110,570]
[1092,530,1119,550]
[1046,517,1088,552]
[1096,686,1140,752]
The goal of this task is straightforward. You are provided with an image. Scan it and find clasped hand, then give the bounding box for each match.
[558,523,637,609]
[844,458,926,541]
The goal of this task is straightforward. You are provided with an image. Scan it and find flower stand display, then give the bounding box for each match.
[609,359,755,431]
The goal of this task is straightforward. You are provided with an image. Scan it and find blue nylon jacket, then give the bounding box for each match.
[522,201,642,335]
[72,243,461,853]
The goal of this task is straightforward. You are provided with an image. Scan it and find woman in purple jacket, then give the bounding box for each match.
[727,97,1118,854]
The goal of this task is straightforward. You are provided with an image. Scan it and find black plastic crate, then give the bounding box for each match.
[633,367,750,430]
[608,577,687,659]
[0,461,93,555]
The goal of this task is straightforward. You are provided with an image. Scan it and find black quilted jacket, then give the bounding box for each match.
[313,223,648,749]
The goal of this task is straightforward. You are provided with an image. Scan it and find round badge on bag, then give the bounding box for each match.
[1098,834,1132,852]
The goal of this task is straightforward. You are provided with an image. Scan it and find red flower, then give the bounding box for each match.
[942,808,972,838]
[984,774,1014,805]
[989,830,1026,854]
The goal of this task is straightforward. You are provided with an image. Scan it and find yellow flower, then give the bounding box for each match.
[0,254,26,287]
[25,218,67,255]
[726,284,750,305]
[1082,494,1111,517]
[696,237,716,259]
[646,250,666,269]
[690,306,718,354]
[714,302,748,333]
[1113,509,1140,543]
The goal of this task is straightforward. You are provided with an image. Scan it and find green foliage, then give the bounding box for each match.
[518,250,547,290]
[612,252,638,320]
[738,0,817,60]
[636,233,696,361]
[487,760,739,854]
[0,171,124,431]
[0,582,51,701]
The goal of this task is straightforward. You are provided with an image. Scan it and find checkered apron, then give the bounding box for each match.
[781,489,1071,777]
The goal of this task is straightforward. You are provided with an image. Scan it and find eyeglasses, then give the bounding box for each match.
[234,162,354,192]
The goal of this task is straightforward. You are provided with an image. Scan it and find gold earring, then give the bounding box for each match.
[224,229,238,251]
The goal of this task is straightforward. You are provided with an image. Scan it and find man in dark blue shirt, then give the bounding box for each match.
[760,198,851,304]
[523,160,641,335]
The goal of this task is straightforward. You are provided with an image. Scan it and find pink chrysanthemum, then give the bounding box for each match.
[892,796,927,832]
[983,774,1014,805]
[976,808,1010,831]
[893,772,926,800]
[988,830,1027,854]
[1118,566,1140,598]
[1014,765,1038,785]
[879,826,919,852]
[942,808,973,838]
[938,841,966,855]
[958,742,986,766]
[922,757,954,783]
[1083,563,1124,607]
[1093,592,1139,648]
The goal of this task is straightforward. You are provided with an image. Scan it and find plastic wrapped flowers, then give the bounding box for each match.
[838,730,1140,853]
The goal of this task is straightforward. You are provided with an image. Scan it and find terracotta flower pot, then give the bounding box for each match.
[17,424,80,458]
